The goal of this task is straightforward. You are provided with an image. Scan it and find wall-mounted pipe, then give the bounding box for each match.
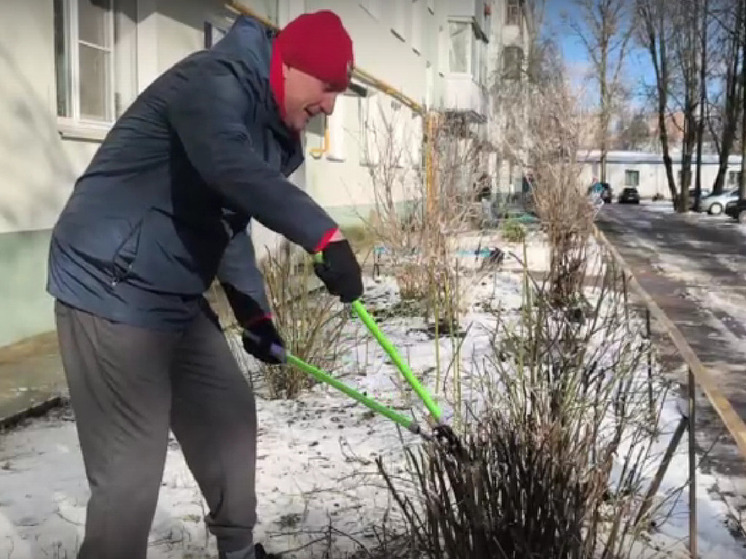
[308,120,329,158]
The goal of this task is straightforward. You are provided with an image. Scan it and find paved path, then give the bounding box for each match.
[597,202,746,482]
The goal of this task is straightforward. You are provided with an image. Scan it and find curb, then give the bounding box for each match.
[0,393,65,431]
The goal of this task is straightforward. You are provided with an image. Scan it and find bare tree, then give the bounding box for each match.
[668,0,702,212]
[614,108,654,150]
[706,0,744,195]
[694,0,709,210]
[566,0,634,183]
[636,0,678,202]
[741,0,746,201]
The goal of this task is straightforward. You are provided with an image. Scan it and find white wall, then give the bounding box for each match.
[0,0,103,235]
[285,0,442,225]
[578,158,744,199]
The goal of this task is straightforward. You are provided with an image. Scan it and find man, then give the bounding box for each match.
[46,10,362,559]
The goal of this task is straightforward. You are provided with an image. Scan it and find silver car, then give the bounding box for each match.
[700,188,739,215]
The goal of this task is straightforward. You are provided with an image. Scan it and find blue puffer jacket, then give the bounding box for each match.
[46,15,337,330]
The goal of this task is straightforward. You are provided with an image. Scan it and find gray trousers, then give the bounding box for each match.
[54,299,257,559]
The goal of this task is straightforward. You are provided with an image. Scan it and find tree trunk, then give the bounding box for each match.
[694,0,708,211]
[600,21,609,183]
[677,0,699,213]
[641,0,678,202]
[741,33,746,201]
[710,0,742,194]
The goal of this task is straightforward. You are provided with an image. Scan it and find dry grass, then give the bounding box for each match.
[256,243,353,399]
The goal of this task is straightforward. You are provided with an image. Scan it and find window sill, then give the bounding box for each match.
[57,120,111,142]
[391,28,406,42]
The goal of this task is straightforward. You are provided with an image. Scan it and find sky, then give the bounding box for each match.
[542,0,656,110]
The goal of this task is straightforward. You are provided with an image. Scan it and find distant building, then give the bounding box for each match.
[578,150,743,199]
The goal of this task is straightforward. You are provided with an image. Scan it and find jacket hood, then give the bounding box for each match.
[209,15,302,168]
[211,15,275,80]
[209,17,282,126]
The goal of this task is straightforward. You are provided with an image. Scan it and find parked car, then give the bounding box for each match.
[588,182,613,204]
[618,187,641,204]
[724,198,746,223]
[687,188,711,210]
[699,188,739,215]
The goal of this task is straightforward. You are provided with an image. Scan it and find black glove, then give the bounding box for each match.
[242,316,285,365]
[220,282,285,365]
[313,239,363,303]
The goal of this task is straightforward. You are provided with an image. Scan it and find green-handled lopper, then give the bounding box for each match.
[244,253,462,450]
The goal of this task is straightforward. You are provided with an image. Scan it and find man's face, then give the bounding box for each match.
[282,65,341,132]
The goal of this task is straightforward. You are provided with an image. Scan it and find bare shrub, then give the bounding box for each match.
[256,243,352,399]
[375,249,673,559]
[491,39,598,308]
[357,96,488,330]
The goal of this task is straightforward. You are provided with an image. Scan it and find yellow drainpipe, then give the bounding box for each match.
[308,121,330,158]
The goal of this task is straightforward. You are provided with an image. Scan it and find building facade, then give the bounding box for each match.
[578,150,744,200]
[0,0,524,348]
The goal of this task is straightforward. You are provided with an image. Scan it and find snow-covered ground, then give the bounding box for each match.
[0,235,744,559]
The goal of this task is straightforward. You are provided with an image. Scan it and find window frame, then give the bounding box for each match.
[391,0,408,42]
[624,169,640,187]
[448,18,473,75]
[502,45,524,80]
[55,0,117,133]
[506,0,521,26]
[55,0,139,141]
[411,0,423,54]
[360,0,380,20]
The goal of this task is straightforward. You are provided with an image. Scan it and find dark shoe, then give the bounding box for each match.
[255,543,280,559]
[219,542,279,559]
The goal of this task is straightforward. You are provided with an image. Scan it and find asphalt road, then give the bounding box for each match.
[597,202,746,480]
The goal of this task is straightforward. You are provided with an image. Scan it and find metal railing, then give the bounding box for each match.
[593,224,746,557]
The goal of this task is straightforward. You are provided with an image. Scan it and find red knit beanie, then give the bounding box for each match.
[274,10,354,92]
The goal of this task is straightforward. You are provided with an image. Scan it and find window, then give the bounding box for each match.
[326,95,348,162]
[502,46,523,79]
[728,170,742,186]
[506,0,521,26]
[204,20,229,48]
[471,31,480,82]
[360,0,380,20]
[360,95,382,166]
[448,20,472,73]
[392,0,408,41]
[55,0,137,128]
[625,170,640,187]
[411,0,423,54]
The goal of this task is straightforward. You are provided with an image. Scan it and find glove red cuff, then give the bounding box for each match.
[243,312,273,328]
[313,227,340,253]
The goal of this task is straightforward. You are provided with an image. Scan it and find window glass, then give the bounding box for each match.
[79,43,111,121]
[449,21,470,73]
[78,0,111,46]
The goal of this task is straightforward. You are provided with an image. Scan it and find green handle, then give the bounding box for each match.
[285,353,423,434]
[350,300,442,421]
[313,251,442,422]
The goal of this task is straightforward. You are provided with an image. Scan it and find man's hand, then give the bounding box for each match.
[241,315,285,365]
[313,232,363,303]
